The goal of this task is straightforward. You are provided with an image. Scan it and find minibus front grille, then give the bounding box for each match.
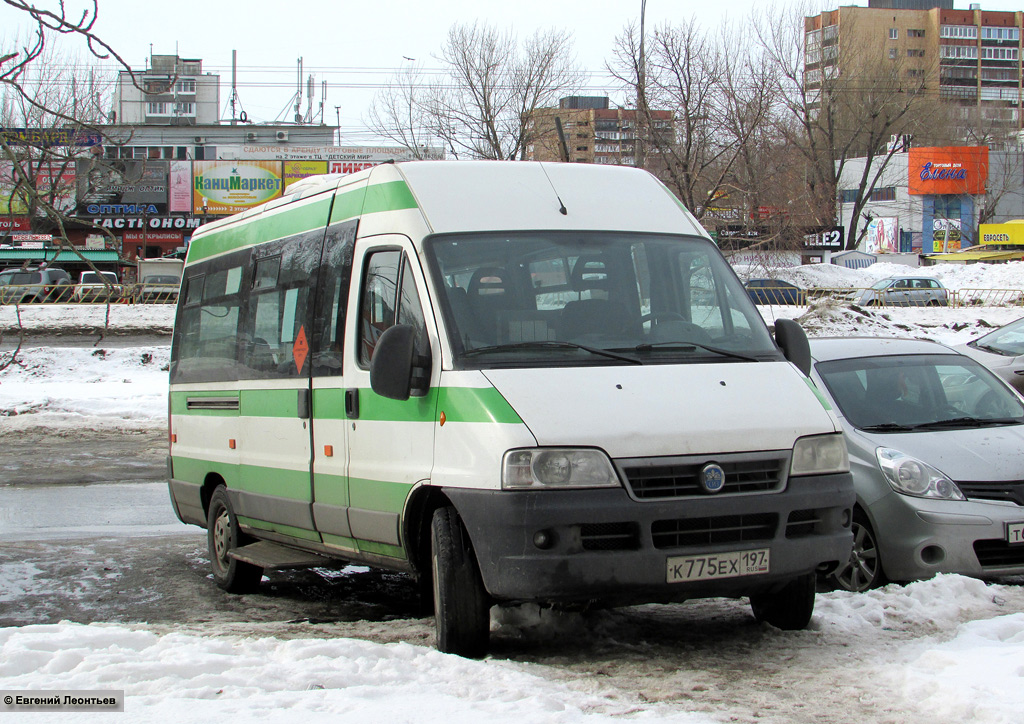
[651,514,778,549]
[619,454,788,500]
[974,539,1024,568]
[579,522,641,551]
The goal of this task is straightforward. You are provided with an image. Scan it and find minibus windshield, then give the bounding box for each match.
[425,232,778,367]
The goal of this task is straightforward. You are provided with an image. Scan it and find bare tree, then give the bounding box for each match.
[1,1,136,367]
[608,18,775,225]
[368,22,584,160]
[756,3,946,249]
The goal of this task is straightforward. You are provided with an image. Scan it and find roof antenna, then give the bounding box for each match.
[539,163,568,215]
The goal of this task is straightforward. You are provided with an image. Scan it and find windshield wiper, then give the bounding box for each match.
[861,416,1020,433]
[858,422,918,432]
[462,341,642,365]
[623,341,759,363]
[907,416,1021,430]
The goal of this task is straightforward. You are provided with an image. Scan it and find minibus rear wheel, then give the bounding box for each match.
[749,572,816,630]
[431,506,490,658]
[207,486,263,594]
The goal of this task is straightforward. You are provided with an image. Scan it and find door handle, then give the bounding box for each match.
[345,388,360,419]
[297,389,311,419]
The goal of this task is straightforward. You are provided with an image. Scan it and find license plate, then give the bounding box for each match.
[1008,522,1024,546]
[667,548,770,583]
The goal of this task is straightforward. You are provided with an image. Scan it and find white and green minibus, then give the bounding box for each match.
[168,161,854,657]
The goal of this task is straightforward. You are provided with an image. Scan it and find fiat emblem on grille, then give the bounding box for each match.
[700,463,726,494]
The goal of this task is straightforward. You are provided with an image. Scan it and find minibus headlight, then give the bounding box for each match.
[876,448,965,500]
[790,434,849,476]
[502,449,621,490]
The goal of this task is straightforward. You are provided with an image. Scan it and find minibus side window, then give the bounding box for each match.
[240,237,318,379]
[359,251,400,367]
[358,250,428,368]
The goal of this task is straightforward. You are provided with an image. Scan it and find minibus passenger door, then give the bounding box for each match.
[342,238,438,559]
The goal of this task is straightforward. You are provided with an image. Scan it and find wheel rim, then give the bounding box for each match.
[834,520,880,592]
[212,507,231,571]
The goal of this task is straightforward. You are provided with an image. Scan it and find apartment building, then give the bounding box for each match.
[805,1,1024,133]
[527,96,673,166]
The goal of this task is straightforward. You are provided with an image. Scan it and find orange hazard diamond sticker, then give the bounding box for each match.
[293,326,309,374]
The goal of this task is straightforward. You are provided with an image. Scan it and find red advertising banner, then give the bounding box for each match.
[0,216,32,231]
[908,147,988,196]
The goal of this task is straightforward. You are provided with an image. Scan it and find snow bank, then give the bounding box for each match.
[0,622,712,723]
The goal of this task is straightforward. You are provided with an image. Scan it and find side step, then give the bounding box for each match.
[229,541,339,570]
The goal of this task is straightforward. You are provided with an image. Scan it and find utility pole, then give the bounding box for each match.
[636,0,648,171]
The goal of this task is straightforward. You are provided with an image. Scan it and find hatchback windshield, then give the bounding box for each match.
[969,317,1024,356]
[816,353,1024,430]
[425,232,777,366]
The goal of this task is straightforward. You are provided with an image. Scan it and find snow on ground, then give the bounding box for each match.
[2,262,1024,721]
[0,576,1022,723]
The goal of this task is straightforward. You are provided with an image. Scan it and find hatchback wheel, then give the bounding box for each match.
[830,511,885,592]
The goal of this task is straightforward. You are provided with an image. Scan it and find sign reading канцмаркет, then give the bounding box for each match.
[1,690,124,712]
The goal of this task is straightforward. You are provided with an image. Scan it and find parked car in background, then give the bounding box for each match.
[810,337,1024,592]
[745,278,808,305]
[853,276,949,307]
[73,270,122,303]
[135,274,181,303]
[0,267,73,303]
[956,317,1024,397]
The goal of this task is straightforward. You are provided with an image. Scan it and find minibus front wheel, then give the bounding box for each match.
[431,506,490,658]
[207,486,263,594]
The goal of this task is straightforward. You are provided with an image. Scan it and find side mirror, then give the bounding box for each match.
[370,324,431,400]
[774,318,811,377]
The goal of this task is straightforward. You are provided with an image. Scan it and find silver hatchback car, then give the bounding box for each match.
[853,276,949,307]
[810,337,1024,591]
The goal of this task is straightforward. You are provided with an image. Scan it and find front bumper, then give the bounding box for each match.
[446,472,854,606]
[868,491,1024,581]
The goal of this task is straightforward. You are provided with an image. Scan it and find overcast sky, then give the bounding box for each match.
[4,0,1024,141]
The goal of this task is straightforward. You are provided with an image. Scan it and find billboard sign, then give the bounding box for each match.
[0,127,102,147]
[284,160,328,191]
[865,217,898,254]
[803,226,845,251]
[933,218,962,252]
[193,160,283,214]
[76,159,169,215]
[224,144,445,162]
[908,147,988,196]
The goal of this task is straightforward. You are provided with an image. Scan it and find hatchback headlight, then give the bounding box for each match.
[502,448,621,490]
[791,434,849,476]
[876,448,965,500]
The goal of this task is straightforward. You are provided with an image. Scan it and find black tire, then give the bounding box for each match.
[431,506,490,658]
[207,486,263,593]
[829,511,886,592]
[750,572,816,630]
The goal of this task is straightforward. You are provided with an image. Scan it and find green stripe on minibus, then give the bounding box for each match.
[171,455,238,488]
[188,196,333,261]
[329,183,368,224]
[803,377,833,411]
[349,477,411,514]
[239,388,302,417]
[356,539,406,559]
[437,386,522,424]
[361,180,417,216]
[312,386,520,424]
[239,463,310,499]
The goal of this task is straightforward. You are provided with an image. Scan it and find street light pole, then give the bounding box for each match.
[335,106,341,146]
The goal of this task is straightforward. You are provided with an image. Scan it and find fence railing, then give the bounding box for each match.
[0,283,179,305]
[750,287,1024,308]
